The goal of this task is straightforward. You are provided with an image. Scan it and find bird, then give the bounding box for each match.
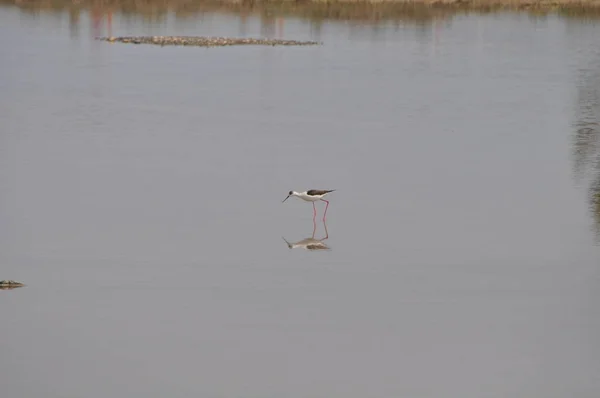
[282,189,335,220]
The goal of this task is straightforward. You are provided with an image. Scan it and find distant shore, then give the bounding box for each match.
[5,0,600,8]
[227,0,600,8]
[3,0,600,19]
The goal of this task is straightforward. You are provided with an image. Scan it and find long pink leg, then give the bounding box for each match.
[313,202,317,219]
[322,218,329,240]
[320,199,329,221]
[312,217,317,239]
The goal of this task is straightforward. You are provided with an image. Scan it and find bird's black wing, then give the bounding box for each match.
[306,189,335,196]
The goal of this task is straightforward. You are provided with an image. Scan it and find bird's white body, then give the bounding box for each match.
[290,191,326,202]
[282,189,335,220]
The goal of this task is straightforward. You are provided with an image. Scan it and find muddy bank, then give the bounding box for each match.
[97,36,320,47]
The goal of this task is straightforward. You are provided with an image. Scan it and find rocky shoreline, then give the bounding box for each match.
[97,36,322,47]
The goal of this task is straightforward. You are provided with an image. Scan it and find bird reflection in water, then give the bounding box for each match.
[282,218,331,251]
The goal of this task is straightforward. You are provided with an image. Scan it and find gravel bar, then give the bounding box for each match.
[97,36,321,47]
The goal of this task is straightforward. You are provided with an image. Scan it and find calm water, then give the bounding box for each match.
[1,5,600,398]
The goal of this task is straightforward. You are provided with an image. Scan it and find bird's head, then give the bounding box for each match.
[282,191,296,203]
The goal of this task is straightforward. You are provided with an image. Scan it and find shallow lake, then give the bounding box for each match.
[1,4,600,397]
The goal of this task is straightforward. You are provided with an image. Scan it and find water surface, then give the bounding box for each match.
[1,6,600,398]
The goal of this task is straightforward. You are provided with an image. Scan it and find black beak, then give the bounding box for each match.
[282,195,290,203]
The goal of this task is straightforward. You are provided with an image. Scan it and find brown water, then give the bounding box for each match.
[1,5,600,398]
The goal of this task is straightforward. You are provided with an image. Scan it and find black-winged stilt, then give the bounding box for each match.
[282,189,335,220]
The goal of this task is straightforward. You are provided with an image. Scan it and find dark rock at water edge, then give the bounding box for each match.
[97,36,322,47]
[0,280,25,289]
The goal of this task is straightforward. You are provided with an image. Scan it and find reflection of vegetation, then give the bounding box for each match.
[593,180,600,235]
[1,0,450,23]
[573,53,600,238]
[3,0,600,23]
